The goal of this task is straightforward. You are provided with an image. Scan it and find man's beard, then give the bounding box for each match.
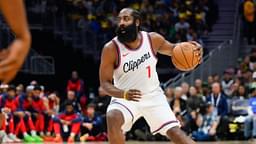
[116,22,138,43]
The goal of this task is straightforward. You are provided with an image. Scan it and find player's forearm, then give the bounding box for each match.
[0,0,31,51]
[101,81,124,99]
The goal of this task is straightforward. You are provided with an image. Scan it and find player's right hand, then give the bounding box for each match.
[125,89,142,102]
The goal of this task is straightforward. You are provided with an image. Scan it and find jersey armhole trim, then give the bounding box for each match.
[112,40,121,69]
[147,33,157,59]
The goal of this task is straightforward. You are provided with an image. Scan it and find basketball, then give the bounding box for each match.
[172,42,200,71]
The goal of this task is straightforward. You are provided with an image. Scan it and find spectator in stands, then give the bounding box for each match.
[61,90,81,112]
[229,82,241,98]
[93,86,110,115]
[170,87,187,129]
[67,71,85,97]
[195,79,203,95]
[208,75,214,86]
[44,92,60,138]
[244,87,256,139]
[80,103,104,142]
[221,69,234,97]
[250,71,256,89]
[240,0,256,44]
[192,102,218,141]
[207,82,228,116]
[16,84,25,96]
[181,82,190,100]
[206,82,228,139]
[0,85,8,95]
[165,87,174,103]
[193,10,208,36]
[30,80,38,86]
[28,85,47,140]
[52,101,81,143]
[239,56,251,73]
[213,74,220,82]
[202,82,210,98]
[0,85,22,142]
[187,86,205,133]
[175,13,190,33]
[16,85,44,142]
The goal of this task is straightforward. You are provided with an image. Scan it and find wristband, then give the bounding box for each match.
[123,91,128,100]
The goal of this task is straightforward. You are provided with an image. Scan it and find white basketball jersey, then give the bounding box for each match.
[112,31,160,94]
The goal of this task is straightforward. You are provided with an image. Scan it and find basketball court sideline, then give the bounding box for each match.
[11,141,254,144]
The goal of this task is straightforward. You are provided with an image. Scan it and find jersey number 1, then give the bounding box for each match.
[146,66,151,78]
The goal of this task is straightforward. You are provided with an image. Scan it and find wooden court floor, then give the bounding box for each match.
[6,141,255,144]
[81,140,255,144]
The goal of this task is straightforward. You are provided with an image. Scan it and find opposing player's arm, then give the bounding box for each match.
[149,32,175,56]
[0,0,31,83]
[99,42,124,99]
[0,0,31,42]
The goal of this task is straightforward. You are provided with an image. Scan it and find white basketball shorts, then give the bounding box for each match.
[107,87,180,136]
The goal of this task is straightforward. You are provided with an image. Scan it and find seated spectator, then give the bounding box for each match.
[29,86,47,138]
[44,92,60,139]
[0,85,22,142]
[195,79,203,96]
[192,102,218,141]
[170,87,187,129]
[16,84,25,96]
[221,70,234,97]
[60,90,81,112]
[175,13,190,33]
[232,85,247,100]
[208,75,214,86]
[206,82,228,139]
[16,85,44,142]
[187,86,205,132]
[240,0,256,44]
[181,82,189,100]
[17,85,50,142]
[207,82,228,117]
[213,74,221,82]
[52,101,81,143]
[165,87,174,103]
[67,71,85,97]
[93,86,111,115]
[193,12,208,36]
[80,103,105,142]
[244,87,256,139]
[249,71,256,89]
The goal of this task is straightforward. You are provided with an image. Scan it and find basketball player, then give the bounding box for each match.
[0,0,31,84]
[100,8,202,144]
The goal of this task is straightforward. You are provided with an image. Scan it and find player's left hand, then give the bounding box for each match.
[188,41,203,64]
[0,39,30,84]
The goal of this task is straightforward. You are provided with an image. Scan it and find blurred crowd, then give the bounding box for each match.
[0,71,110,143]
[160,47,256,141]
[240,0,256,44]
[3,47,256,142]
[66,0,219,45]
[24,0,219,48]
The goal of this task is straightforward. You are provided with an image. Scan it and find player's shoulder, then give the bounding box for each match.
[101,40,118,61]
[148,32,165,40]
[103,39,117,51]
[147,32,166,49]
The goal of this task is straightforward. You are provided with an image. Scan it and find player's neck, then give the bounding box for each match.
[124,32,142,49]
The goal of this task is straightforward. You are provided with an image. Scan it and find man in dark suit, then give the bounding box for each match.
[206,82,228,139]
